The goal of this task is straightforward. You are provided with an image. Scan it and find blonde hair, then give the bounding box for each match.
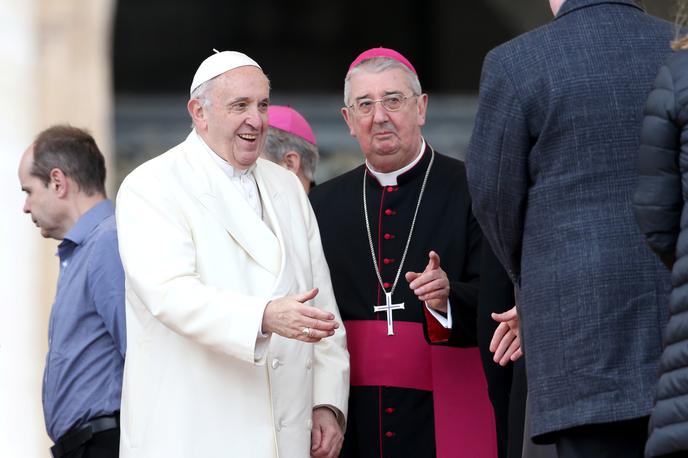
[673,2,688,50]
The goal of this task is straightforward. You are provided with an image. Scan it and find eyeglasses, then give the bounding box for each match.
[347,93,417,116]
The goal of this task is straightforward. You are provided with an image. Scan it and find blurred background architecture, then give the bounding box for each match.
[1,0,674,455]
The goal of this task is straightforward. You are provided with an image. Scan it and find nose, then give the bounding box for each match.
[244,105,265,130]
[22,198,30,214]
[372,101,390,123]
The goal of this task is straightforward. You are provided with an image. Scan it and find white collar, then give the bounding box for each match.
[365,138,426,186]
[195,130,256,179]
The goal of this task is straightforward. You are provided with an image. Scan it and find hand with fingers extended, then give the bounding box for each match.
[405,250,450,313]
[310,407,343,458]
[262,288,339,342]
[490,306,523,366]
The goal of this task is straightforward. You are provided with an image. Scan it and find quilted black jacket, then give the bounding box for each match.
[634,49,688,457]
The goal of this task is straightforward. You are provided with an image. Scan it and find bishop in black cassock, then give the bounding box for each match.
[309,47,496,458]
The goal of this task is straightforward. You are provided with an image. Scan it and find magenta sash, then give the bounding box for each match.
[346,320,497,458]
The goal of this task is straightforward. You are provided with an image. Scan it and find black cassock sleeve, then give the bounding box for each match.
[423,205,481,347]
[449,205,481,347]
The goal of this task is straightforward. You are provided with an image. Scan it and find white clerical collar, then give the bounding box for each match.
[194,130,262,218]
[365,138,426,186]
[195,130,257,179]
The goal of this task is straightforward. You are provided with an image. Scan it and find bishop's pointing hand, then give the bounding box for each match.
[405,251,450,313]
[262,288,339,343]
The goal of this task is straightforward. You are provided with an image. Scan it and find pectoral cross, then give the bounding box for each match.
[374,291,405,336]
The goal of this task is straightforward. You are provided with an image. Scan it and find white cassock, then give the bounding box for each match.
[115,131,349,458]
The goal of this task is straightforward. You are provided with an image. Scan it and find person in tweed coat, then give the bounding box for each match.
[466,0,672,456]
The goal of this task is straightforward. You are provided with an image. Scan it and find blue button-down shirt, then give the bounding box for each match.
[43,200,126,441]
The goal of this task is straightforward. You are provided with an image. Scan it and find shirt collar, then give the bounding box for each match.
[61,200,114,247]
[195,130,257,179]
[366,138,426,186]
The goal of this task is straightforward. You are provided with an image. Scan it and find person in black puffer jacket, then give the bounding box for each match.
[633,20,688,458]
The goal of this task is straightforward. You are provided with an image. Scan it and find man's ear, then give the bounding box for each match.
[416,93,428,128]
[281,151,302,173]
[188,99,207,131]
[49,168,69,197]
[341,107,357,137]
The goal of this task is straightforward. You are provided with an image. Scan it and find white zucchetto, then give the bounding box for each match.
[189,50,261,95]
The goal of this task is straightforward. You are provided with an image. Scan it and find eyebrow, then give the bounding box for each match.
[354,90,404,101]
[227,97,250,107]
[226,97,270,107]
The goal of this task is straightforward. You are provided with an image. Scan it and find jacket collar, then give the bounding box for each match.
[556,0,643,21]
[183,131,282,276]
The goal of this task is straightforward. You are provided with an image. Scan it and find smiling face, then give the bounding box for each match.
[18,146,68,240]
[342,67,427,173]
[189,66,270,169]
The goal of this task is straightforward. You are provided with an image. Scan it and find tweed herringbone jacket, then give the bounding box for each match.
[467,0,672,442]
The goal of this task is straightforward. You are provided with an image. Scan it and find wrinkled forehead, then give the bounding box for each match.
[347,67,414,98]
[211,66,270,97]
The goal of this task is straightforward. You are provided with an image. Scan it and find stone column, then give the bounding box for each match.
[38,0,115,186]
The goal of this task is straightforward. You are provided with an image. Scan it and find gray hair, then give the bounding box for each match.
[188,78,214,129]
[190,78,215,108]
[344,57,422,106]
[264,126,319,181]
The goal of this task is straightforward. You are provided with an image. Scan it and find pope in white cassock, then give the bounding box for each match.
[115,51,350,458]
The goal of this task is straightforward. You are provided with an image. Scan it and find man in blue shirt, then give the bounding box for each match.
[18,125,126,458]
